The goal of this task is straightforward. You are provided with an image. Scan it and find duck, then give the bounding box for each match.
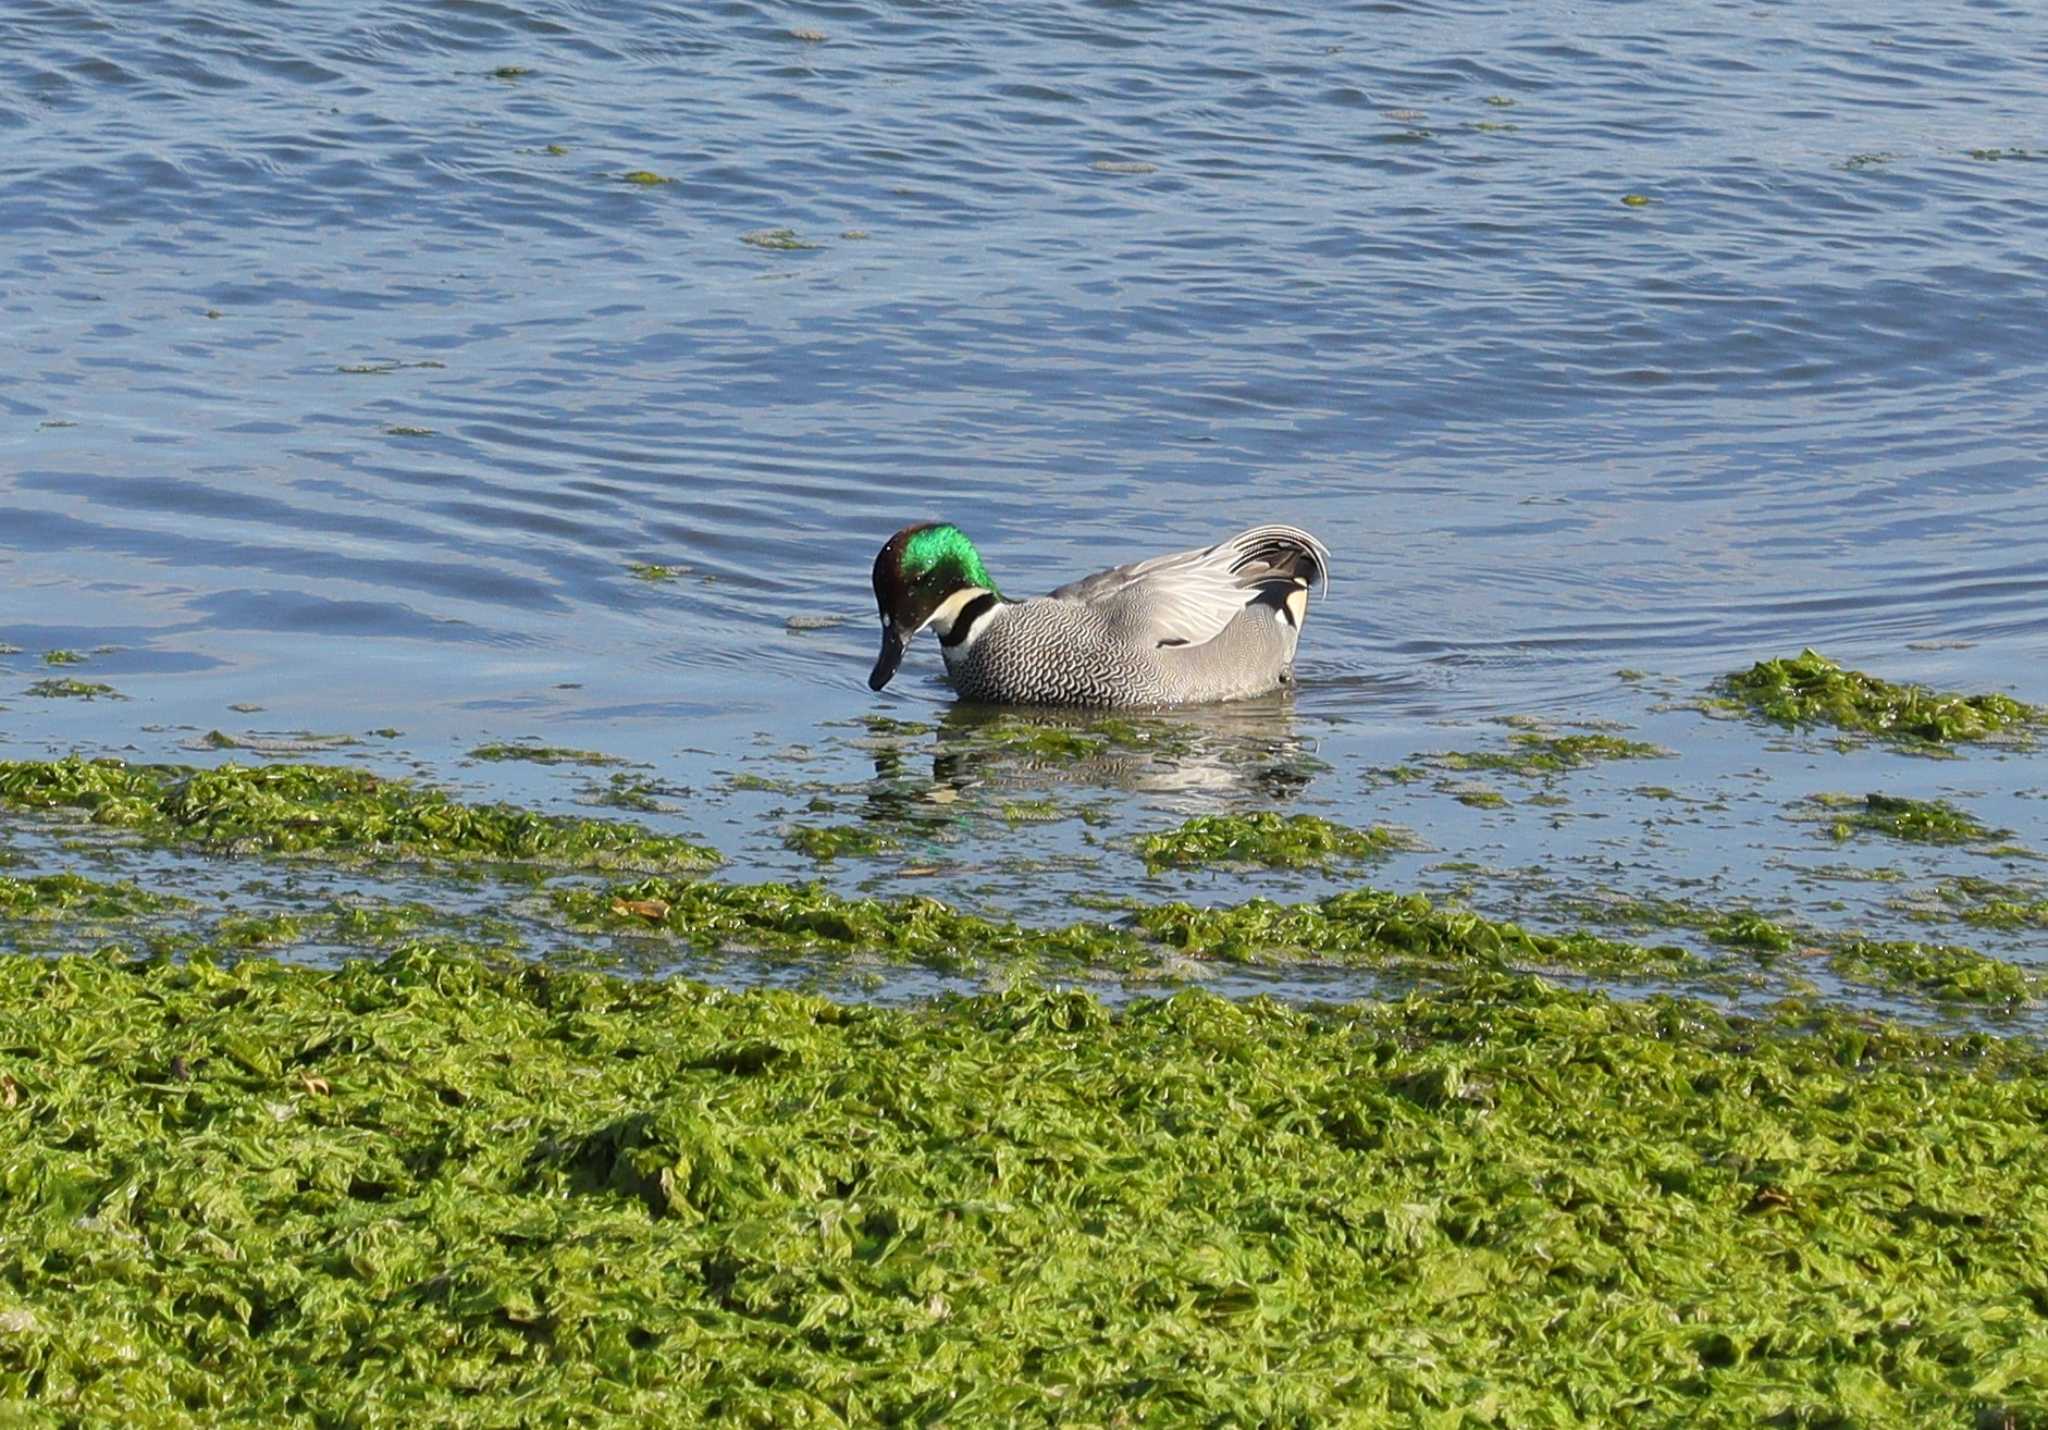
[867,522,1331,707]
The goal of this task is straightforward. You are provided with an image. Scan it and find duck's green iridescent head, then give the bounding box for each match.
[869,522,1000,691]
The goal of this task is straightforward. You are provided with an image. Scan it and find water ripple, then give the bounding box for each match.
[1,0,2044,738]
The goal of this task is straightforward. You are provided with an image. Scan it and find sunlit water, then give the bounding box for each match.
[4,1,2047,1016]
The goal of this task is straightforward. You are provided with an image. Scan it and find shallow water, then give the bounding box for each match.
[5,1,2047,1012]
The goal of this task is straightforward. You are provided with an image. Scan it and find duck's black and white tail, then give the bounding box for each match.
[1221,524,1331,604]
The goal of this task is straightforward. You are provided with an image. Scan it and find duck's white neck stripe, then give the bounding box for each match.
[926,585,995,646]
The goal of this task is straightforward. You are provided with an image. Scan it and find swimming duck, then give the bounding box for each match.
[867,522,1330,707]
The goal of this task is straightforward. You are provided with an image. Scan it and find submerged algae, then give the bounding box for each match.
[1139,812,1411,871]
[2,950,2045,1425]
[1723,649,2041,743]
[0,757,719,874]
[1430,732,1668,777]
[1830,938,2046,1008]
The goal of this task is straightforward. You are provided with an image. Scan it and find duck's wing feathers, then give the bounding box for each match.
[1049,524,1331,650]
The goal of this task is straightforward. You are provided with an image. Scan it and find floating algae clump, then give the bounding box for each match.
[24,678,122,700]
[0,756,719,872]
[1722,649,2040,743]
[782,823,902,862]
[2,949,2046,1423]
[1139,812,1410,871]
[1813,792,2003,846]
[469,743,626,767]
[0,872,182,919]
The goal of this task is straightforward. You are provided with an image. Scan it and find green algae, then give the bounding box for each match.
[1830,938,2045,1007]
[626,562,685,582]
[740,227,819,250]
[1898,876,2048,931]
[855,715,933,738]
[1953,896,2048,929]
[0,872,181,920]
[4,949,2045,1425]
[1562,897,1800,955]
[335,359,445,375]
[1136,888,1690,977]
[1431,732,1667,777]
[620,170,672,186]
[213,912,307,949]
[558,872,1703,982]
[1722,649,2040,744]
[587,773,678,813]
[469,743,625,767]
[326,899,435,943]
[997,798,1065,824]
[1814,793,2004,846]
[39,650,84,666]
[24,678,121,700]
[782,824,902,863]
[0,757,718,874]
[196,730,361,756]
[942,714,1130,762]
[1139,812,1409,872]
[559,878,1136,976]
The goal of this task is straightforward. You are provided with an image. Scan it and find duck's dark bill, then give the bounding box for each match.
[868,623,907,691]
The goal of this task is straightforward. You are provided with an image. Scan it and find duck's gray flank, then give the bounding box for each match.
[868,522,1331,708]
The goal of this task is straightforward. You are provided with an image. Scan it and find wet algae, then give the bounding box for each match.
[1830,938,2047,1008]
[1428,732,1668,777]
[2,951,2045,1424]
[1813,793,2004,846]
[1138,812,1410,871]
[560,875,1698,982]
[1722,649,2041,744]
[5,723,2048,1424]
[0,757,718,873]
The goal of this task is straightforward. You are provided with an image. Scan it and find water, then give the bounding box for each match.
[4,1,2047,1012]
